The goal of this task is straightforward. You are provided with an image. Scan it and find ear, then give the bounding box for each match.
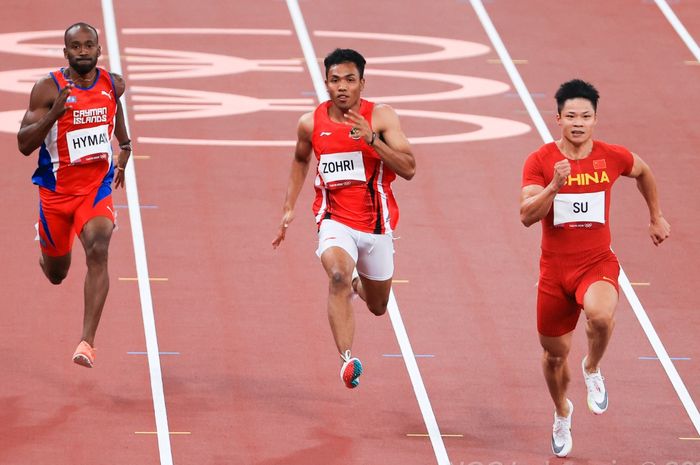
[63,47,68,59]
[555,113,562,126]
[360,78,365,91]
[97,44,102,58]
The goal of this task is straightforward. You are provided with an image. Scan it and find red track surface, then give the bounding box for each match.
[1,1,698,464]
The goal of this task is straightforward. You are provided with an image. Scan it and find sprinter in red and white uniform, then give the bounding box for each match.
[273,49,415,388]
[520,79,670,457]
[17,22,132,368]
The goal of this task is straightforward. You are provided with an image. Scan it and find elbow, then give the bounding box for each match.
[402,165,416,181]
[520,211,535,227]
[17,141,33,156]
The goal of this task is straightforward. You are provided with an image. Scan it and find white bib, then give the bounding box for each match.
[318,151,366,188]
[553,191,605,226]
[66,124,111,164]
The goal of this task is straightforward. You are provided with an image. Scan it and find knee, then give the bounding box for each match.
[85,240,109,266]
[543,350,567,370]
[367,301,388,316]
[328,270,352,294]
[47,271,67,285]
[588,313,615,333]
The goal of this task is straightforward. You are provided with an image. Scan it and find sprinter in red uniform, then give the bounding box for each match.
[17,23,132,368]
[273,49,415,388]
[520,79,670,457]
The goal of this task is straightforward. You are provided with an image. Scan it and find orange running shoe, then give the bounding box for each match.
[72,341,96,368]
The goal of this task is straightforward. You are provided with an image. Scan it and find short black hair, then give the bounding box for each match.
[555,79,599,114]
[324,48,366,79]
[64,22,99,46]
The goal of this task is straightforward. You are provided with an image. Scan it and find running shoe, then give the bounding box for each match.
[582,356,608,414]
[72,340,96,368]
[340,350,362,388]
[551,398,573,457]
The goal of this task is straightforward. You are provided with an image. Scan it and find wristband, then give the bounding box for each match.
[119,140,132,151]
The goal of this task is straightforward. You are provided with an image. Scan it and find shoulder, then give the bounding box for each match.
[108,71,126,97]
[371,102,399,128]
[30,74,59,104]
[297,111,314,138]
[525,142,554,165]
[595,140,631,157]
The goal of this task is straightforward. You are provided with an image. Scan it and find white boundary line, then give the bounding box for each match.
[101,2,175,464]
[469,0,700,436]
[284,1,451,464]
[653,0,700,62]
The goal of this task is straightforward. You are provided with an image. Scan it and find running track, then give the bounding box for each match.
[0,1,698,464]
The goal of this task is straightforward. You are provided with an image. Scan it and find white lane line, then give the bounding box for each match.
[284,2,450,464]
[654,0,700,62]
[469,0,700,436]
[101,2,175,464]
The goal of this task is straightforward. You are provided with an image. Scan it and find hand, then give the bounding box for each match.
[551,159,571,190]
[113,149,130,189]
[649,216,670,246]
[344,109,373,144]
[48,84,74,119]
[272,209,295,249]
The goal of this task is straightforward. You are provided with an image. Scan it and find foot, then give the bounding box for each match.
[340,350,362,388]
[582,356,608,414]
[72,340,96,368]
[551,399,573,457]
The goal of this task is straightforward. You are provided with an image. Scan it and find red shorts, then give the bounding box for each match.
[537,247,620,337]
[37,185,115,257]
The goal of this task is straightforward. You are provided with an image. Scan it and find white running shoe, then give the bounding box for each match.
[551,399,573,457]
[582,356,608,414]
[340,350,362,389]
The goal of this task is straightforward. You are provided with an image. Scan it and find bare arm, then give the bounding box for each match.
[345,104,415,180]
[627,152,670,245]
[17,77,72,155]
[111,73,131,189]
[272,112,314,248]
[520,159,570,227]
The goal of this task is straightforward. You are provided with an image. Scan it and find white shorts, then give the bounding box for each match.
[316,219,394,281]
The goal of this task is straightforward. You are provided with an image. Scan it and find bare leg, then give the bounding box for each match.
[352,274,391,316]
[321,247,356,354]
[40,252,72,285]
[540,331,574,417]
[78,216,114,346]
[582,281,618,372]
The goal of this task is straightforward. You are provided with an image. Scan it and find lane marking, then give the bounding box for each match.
[639,356,691,361]
[114,204,159,209]
[393,279,410,284]
[135,432,191,435]
[383,354,436,358]
[679,437,700,441]
[631,282,651,286]
[684,60,700,65]
[487,58,527,64]
[653,0,700,62]
[101,2,174,464]
[407,433,464,438]
[469,0,700,438]
[134,155,151,159]
[119,277,169,281]
[285,2,450,464]
[129,352,181,356]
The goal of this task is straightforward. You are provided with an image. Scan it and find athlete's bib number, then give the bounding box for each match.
[318,151,366,189]
[66,124,111,164]
[553,191,605,227]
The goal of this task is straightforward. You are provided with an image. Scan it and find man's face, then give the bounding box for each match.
[64,27,101,75]
[325,62,364,111]
[557,98,597,145]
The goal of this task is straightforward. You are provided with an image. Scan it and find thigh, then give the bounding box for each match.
[537,259,580,338]
[38,189,79,257]
[539,330,574,357]
[74,185,115,239]
[316,219,359,264]
[356,231,394,281]
[574,250,620,316]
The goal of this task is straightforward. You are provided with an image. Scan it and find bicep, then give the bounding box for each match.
[20,80,54,128]
[626,152,648,178]
[375,105,411,154]
[111,73,126,97]
[520,184,544,205]
[294,113,313,162]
